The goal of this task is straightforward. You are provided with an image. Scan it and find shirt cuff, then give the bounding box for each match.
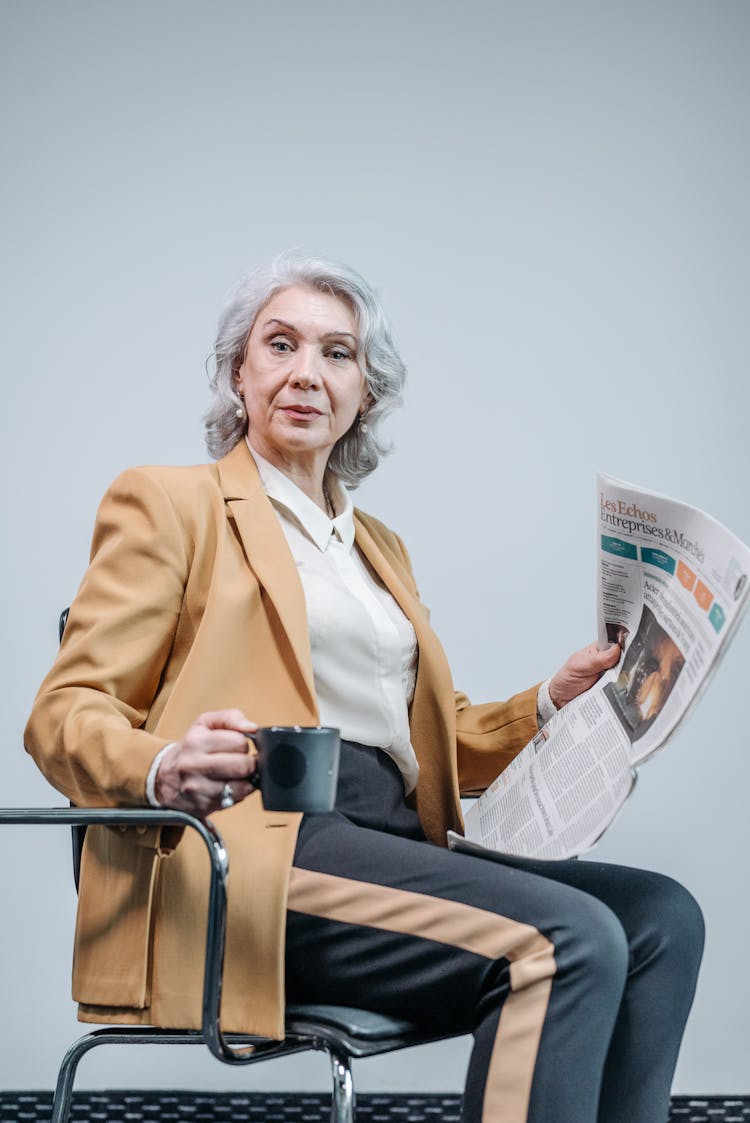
[536,679,558,726]
[145,743,175,807]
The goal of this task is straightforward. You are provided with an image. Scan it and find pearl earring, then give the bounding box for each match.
[235,406,245,419]
[359,415,368,434]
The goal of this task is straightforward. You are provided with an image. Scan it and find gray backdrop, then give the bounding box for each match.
[2,0,749,1097]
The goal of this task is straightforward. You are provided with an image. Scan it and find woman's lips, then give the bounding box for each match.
[280,406,322,421]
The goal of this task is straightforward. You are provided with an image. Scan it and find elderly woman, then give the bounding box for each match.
[26,255,703,1123]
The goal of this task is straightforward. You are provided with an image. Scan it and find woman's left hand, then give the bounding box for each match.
[548,642,621,710]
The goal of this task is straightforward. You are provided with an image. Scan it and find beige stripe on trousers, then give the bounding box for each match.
[288,867,557,1123]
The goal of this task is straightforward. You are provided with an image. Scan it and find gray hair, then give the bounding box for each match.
[205,252,406,487]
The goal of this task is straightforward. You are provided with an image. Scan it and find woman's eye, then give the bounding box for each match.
[270,339,292,353]
[329,347,351,361]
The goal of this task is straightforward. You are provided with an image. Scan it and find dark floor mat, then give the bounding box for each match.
[1,1092,749,1121]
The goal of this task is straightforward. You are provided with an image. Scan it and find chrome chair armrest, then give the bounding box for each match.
[0,806,252,1064]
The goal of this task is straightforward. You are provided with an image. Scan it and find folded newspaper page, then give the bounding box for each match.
[456,475,750,861]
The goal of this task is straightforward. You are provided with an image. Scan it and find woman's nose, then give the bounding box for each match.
[293,371,320,389]
[290,350,321,390]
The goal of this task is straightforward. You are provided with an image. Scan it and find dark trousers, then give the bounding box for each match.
[285,742,704,1123]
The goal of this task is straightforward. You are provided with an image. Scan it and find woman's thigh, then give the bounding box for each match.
[286,815,703,1123]
[486,849,705,977]
[285,812,631,1028]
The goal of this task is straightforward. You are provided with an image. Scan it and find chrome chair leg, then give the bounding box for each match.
[52,1031,357,1123]
[50,1028,204,1123]
[329,1047,355,1123]
[50,1031,103,1123]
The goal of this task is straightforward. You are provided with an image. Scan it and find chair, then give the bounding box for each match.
[0,805,461,1122]
[4,610,462,1122]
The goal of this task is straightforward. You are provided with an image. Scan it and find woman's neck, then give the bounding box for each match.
[246,438,335,516]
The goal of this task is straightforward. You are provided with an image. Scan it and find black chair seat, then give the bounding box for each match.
[287,1004,418,1039]
[285,1004,449,1058]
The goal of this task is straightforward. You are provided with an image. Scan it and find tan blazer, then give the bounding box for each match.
[24,441,539,1039]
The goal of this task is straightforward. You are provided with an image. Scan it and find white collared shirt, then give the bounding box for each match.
[247,441,420,793]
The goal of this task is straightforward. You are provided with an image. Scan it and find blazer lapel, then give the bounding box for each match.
[218,443,317,713]
[354,511,461,839]
[353,515,423,625]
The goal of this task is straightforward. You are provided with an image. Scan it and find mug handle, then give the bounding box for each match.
[243,732,262,790]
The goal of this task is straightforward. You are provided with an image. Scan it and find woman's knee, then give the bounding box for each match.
[554,893,630,999]
[643,874,705,973]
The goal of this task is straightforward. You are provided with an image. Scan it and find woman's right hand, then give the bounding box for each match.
[154,708,259,816]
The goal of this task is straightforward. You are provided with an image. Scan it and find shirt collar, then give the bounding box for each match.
[245,438,354,553]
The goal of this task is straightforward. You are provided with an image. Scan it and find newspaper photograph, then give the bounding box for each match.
[455,474,750,861]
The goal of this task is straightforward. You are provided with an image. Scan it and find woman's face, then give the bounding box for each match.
[236,285,370,474]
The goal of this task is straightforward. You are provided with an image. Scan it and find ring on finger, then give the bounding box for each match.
[220,782,235,810]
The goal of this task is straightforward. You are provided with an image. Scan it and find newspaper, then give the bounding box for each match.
[454,474,750,861]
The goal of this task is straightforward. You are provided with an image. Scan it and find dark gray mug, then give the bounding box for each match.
[249,726,340,813]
